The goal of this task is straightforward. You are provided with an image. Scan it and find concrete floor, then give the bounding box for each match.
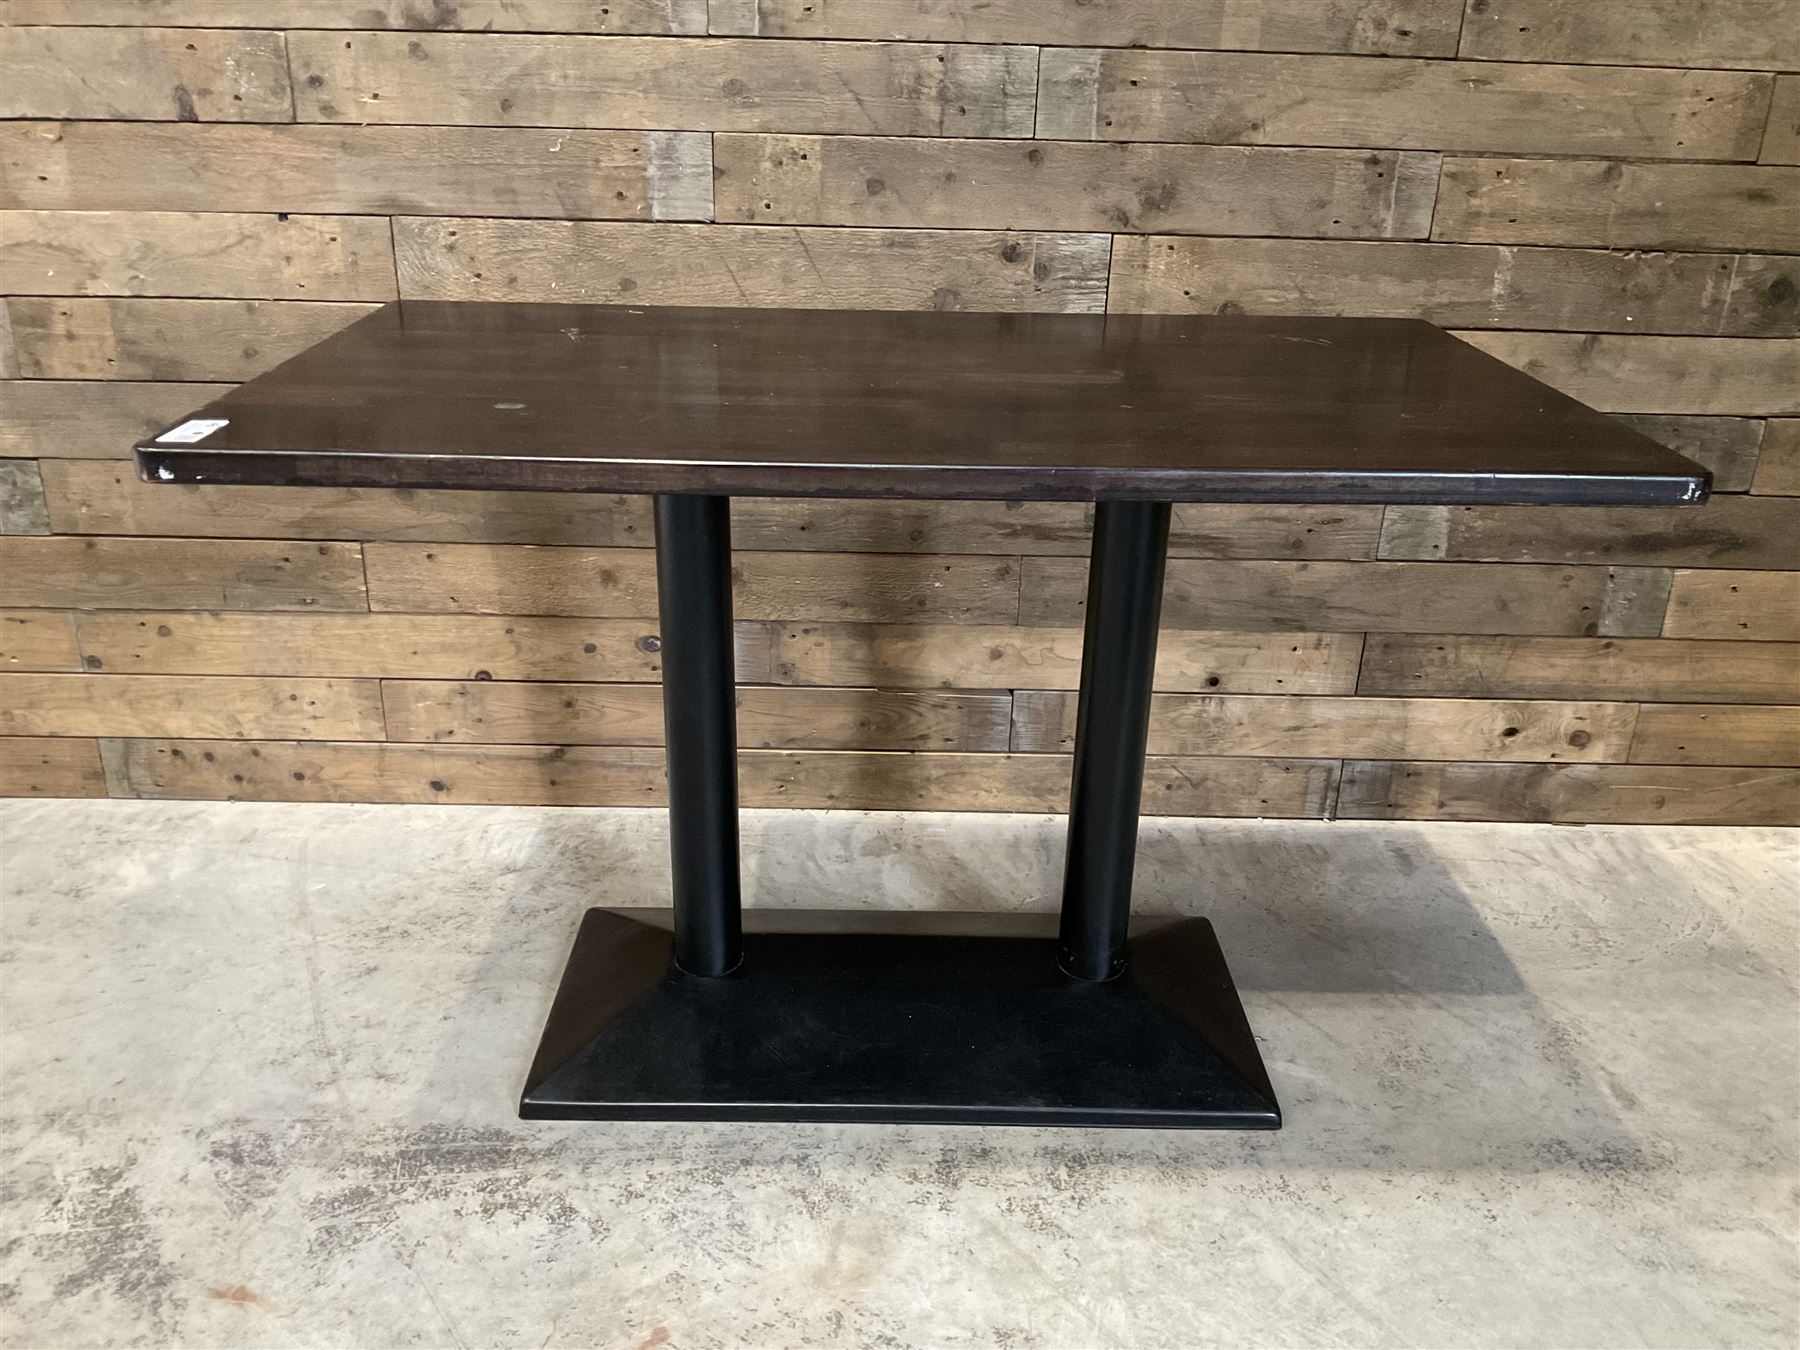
[0,800,1794,1350]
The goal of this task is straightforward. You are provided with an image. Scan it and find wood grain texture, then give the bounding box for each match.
[0,211,397,301]
[1764,76,1800,163]
[74,611,779,682]
[0,26,292,121]
[1108,237,1794,336]
[1021,558,1668,637]
[0,736,106,798]
[1012,690,1635,761]
[1338,759,1800,824]
[0,609,80,672]
[392,219,1109,313]
[0,0,707,31]
[1751,420,1800,494]
[1629,704,1800,766]
[770,623,1363,694]
[1662,569,1800,640]
[1378,497,1800,570]
[1455,333,1800,416]
[1457,0,1800,72]
[6,298,378,380]
[1432,159,1800,254]
[114,738,1340,816]
[382,681,1014,750]
[0,672,385,739]
[1359,634,1800,705]
[289,33,1037,137]
[0,460,49,534]
[713,135,1441,239]
[710,0,1464,56]
[0,122,714,221]
[364,543,1022,624]
[1036,48,1771,159]
[0,537,368,611]
[1612,415,1766,493]
[0,381,233,459]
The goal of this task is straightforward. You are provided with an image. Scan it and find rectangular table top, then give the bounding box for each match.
[136,302,1708,506]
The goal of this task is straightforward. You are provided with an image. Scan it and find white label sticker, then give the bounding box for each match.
[156,418,229,444]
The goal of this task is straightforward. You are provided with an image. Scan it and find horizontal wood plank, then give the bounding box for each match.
[770,623,1363,694]
[0,460,49,534]
[393,218,1109,313]
[6,298,378,381]
[1432,159,1800,254]
[0,736,106,798]
[0,380,233,459]
[1612,415,1766,493]
[1629,703,1800,766]
[0,122,713,221]
[1751,420,1800,494]
[1662,569,1800,640]
[1036,48,1771,159]
[364,543,1022,623]
[1764,76,1800,164]
[114,738,1339,816]
[1457,0,1800,72]
[382,681,1014,750]
[1,610,79,672]
[0,0,706,31]
[1454,333,1800,416]
[1108,237,1794,336]
[0,672,384,739]
[1378,496,1800,570]
[1013,690,1635,761]
[0,26,292,122]
[712,135,1441,239]
[1338,759,1800,824]
[74,611,779,682]
[0,211,397,301]
[0,536,368,611]
[1358,634,1800,705]
[711,0,1463,56]
[289,33,1037,137]
[1021,558,1668,636]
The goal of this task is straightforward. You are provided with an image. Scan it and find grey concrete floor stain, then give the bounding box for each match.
[0,801,1795,1348]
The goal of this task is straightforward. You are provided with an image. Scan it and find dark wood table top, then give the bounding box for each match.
[136,302,1707,506]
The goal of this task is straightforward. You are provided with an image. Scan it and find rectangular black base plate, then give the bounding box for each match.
[520,909,1280,1128]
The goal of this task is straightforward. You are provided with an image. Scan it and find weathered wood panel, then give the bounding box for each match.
[1432,159,1800,254]
[0,610,80,672]
[74,611,780,682]
[0,122,714,221]
[1458,0,1800,72]
[365,543,1022,624]
[115,738,1340,816]
[0,380,233,459]
[382,681,1014,750]
[1036,49,1771,159]
[1359,635,1800,705]
[0,672,384,739]
[1013,691,1635,761]
[1751,420,1800,494]
[0,0,707,31]
[1629,704,1800,766]
[1021,558,1668,637]
[1108,237,1793,336]
[0,211,397,301]
[0,736,106,798]
[5,298,378,381]
[770,623,1363,694]
[709,0,1464,56]
[0,537,368,611]
[289,33,1038,137]
[0,460,49,534]
[1378,497,1800,570]
[713,135,1441,239]
[1339,759,1800,824]
[393,218,1109,313]
[1764,76,1800,163]
[1612,415,1766,494]
[0,26,292,121]
[1455,333,1800,416]
[1662,569,1800,640]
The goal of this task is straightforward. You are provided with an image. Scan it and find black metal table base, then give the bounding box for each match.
[521,909,1280,1128]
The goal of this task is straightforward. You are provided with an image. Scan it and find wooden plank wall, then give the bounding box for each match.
[1,0,1797,826]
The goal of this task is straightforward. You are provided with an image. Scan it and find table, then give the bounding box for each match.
[136,303,1709,1128]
